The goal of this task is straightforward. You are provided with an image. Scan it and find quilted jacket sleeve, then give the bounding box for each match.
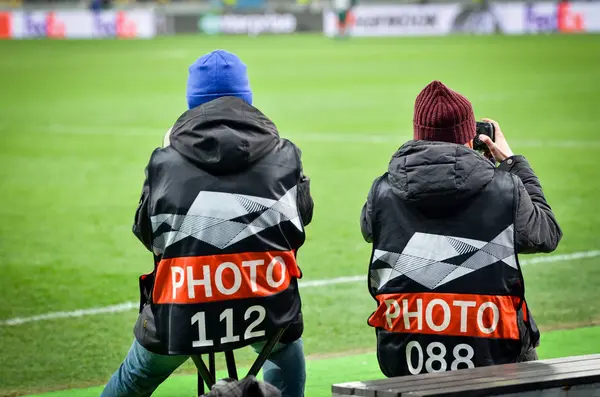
[498,156,562,254]
[361,177,383,244]
[294,146,314,227]
[132,166,153,253]
[297,172,314,227]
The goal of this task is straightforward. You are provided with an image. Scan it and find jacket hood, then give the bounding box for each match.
[169,96,279,174]
[387,140,495,211]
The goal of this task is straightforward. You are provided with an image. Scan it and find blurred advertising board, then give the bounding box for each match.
[1,10,156,39]
[566,3,600,33]
[484,2,596,34]
[324,4,459,37]
[171,11,322,35]
[0,12,11,38]
[324,2,600,37]
[517,2,599,34]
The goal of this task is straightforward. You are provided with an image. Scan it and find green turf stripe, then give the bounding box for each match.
[26,326,600,397]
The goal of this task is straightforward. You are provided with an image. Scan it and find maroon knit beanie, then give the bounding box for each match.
[413,81,476,145]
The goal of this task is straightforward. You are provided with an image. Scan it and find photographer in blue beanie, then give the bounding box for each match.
[102,50,312,397]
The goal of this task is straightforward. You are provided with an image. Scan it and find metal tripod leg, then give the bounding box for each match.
[192,325,288,395]
[247,327,287,378]
[192,355,215,396]
[209,352,216,381]
[225,350,238,380]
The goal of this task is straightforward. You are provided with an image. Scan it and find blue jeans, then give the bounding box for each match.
[101,339,305,397]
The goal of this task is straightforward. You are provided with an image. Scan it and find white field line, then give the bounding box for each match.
[4,124,600,148]
[1,250,599,327]
[0,302,139,327]
[519,250,600,265]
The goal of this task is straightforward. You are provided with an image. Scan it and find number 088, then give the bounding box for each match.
[406,341,475,374]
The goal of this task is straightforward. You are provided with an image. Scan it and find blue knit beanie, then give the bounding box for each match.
[186,50,253,109]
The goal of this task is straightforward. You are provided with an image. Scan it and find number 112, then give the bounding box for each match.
[191,305,266,347]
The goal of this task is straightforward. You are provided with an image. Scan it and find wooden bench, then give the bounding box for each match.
[332,354,600,397]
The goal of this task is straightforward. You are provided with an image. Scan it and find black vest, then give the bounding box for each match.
[368,171,537,376]
[135,139,305,355]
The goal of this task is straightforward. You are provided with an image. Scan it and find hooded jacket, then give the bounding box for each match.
[361,140,561,253]
[132,97,313,354]
[135,97,313,250]
[360,140,561,376]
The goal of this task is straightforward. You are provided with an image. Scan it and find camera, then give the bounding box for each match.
[473,121,495,152]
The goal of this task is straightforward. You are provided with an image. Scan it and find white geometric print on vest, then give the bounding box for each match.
[370,225,516,291]
[150,186,301,253]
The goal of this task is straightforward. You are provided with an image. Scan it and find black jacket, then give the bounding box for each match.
[131,97,314,353]
[361,140,561,375]
[361,140,562,255]
[134,97,314,253]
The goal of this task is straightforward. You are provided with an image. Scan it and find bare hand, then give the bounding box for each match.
[479,118,514,163]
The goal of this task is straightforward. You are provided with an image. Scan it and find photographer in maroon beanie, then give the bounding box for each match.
[360,81,562,377]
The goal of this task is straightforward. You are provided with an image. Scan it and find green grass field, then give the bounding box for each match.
[1,34,599,397]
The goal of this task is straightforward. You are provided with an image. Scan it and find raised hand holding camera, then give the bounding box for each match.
[473,121,495,161]
[478,118,514,163]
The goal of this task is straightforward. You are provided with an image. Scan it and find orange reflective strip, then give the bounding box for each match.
[153,251,299,304]
[368,292,521,340]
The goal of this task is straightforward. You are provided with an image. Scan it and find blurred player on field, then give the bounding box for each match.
[333,0,357,38]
